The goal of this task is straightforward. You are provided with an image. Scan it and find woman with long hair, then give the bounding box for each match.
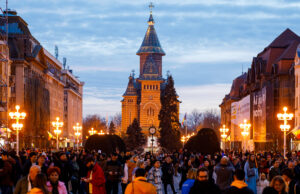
[28,173,50,194]
[263,176,287,194]
[244,154,259,194]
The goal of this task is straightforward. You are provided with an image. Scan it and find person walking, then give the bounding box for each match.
[244,154,259,194]
[162,156,176,194]
[83,156,106,194]
[104,153,123,194]
[14,165,41,194]
[147,160,163,194]
[46,166,68,194]
[28,173,50,194]
[125,168,157,194]
[181,168,197,194]
[225,169,254,194]
[189,167,221,194]
[0,151,15,194]
[214,156,235,192]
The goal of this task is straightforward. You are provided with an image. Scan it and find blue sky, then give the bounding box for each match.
[6,0,300,117]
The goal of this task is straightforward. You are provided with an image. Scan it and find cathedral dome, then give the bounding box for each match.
[136,13,165,55]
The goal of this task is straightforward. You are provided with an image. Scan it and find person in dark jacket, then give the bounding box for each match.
[269,160,281,182]
[0,151,15,194]
[263,176,287,194]
[22,152,37,176]
[225,169,254,194]
[54,152,72,191]
[281,168,296,194]
[104,153,123,194]
[14,165,41,194]
[189,167,221,194]
[214,156,235,192]
[162,156,176,194]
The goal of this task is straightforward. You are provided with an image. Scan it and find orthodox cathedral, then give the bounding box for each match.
[121,6,180,134]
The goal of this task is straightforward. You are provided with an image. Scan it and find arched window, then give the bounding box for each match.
[144,85,146,89]
[150,85,152,90]
[147,107,154,116]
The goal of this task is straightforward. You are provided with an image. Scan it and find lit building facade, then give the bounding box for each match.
[220,29,298,151]
[121,10,180,136]
[0,10,83,148]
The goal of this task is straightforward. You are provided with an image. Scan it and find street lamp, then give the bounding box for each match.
[181,135,186,147]
[220,124,229,150]
[73,123,82,151]
[88,128,97,136]
[240,119,251,152]
[9,105,26,156]
[52,117,63,150]
[149,126,156,155]
[277,106,293,158]
[98,130,105,135]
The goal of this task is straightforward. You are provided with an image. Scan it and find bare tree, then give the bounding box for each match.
[200,109,221,130]
[111,113,122,135]
[187,109,202,131]
[83,114,106,141]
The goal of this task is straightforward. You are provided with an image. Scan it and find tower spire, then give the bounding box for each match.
[148,2,154,25]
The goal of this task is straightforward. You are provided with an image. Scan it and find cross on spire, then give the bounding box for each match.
[149,2,154,13]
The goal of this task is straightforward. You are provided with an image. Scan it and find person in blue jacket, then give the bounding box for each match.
[181,168,197,194]
[244,154,259,194]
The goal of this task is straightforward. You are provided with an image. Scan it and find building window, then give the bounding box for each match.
[150,85,152,90]
[144,85,146,89]
[147,107,154,116]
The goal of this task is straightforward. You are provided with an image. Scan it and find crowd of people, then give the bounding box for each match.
[1,148,300,194]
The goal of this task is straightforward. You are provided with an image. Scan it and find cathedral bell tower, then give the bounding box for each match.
[137,4,165,132]
[122,3,166,133]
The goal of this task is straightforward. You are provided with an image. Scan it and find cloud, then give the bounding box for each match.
[177,84,232,114]
[83,84,232,117]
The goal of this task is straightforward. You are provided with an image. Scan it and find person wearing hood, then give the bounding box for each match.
[189,167,221,194]
[83,156,106,194]
[214,156,235,192]
[225,169,254,194]
[125,168,157,194]
[244,154,259,194]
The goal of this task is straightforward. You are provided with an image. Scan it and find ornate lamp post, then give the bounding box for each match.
[220,124,229,150]
[73,123,82,150]
[52,117,63,150]
[277,107,293,158]
[9,105,26,156]
[240,119,251,152]
[181,135,186,147]
[98,130,105,135]
[149,126,156,155]
[88,128,97,136]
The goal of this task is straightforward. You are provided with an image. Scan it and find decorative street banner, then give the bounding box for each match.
[231,95,250,141]
[253,87,266,142]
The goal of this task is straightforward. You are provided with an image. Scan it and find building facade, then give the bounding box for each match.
[121,11,179,137]
[0,10,84,148]
[220,29,298,151]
